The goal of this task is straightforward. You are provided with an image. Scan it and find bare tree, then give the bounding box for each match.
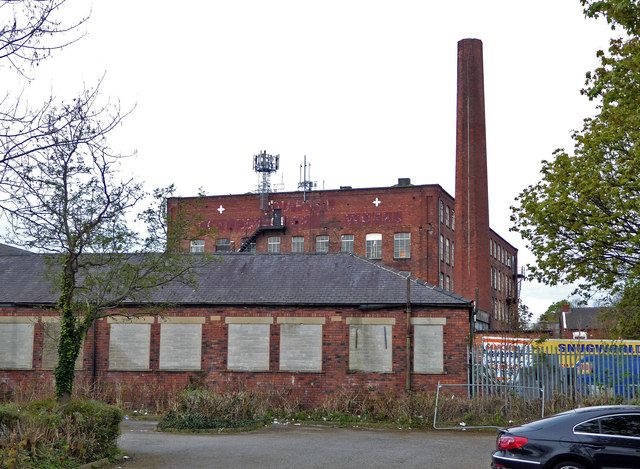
[1,0,88,172]
[1,84,213,400]
[1,0,86,71]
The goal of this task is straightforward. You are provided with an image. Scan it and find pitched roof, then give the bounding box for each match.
[0,243,31,256]
[0,252,471,308]
[563,307,607,330]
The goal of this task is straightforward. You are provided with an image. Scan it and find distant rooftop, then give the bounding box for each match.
[563,307,608,330]
[0,243,31,256]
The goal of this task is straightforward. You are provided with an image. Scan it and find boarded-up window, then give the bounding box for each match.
[278,318,323,372]
[348,320,393,372]
[227,319,271,371]
[108,322,151,370]
[413,318,445,374]
[0,319,35,369]
[159,320,203,370]
[42,319,83,370]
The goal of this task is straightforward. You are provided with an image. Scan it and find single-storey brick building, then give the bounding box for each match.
[0,249,472,404]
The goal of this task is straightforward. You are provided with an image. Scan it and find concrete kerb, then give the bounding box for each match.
[78,457,111,469]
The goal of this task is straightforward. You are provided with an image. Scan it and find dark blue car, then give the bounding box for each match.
[492,405,640,469]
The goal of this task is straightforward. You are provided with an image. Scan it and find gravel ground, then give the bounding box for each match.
[108,419,497,469]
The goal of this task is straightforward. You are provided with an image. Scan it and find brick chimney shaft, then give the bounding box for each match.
[453,39,491,314]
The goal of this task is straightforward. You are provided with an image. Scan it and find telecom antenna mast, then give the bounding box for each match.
[298,155,317,202]
[253,150,280,211]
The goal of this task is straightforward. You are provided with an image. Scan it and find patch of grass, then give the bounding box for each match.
[158,412,266,431]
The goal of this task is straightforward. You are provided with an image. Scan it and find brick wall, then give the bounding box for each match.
[168,185,459,290]
[0,305,470,406]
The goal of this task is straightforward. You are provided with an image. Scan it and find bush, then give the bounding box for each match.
[0,398,122,468]
[158,388,271,430]
[0,404,20,428]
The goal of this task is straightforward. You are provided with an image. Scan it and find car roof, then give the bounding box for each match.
[509,405,640,432]
[571,405,640,414]
[550,405,640,421]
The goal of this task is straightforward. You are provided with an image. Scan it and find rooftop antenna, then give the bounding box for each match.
[298,155,317,202]
[253,150,279,211]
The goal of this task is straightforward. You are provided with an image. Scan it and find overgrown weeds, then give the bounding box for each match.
[158,385,640,432]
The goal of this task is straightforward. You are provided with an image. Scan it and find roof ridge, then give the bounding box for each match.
[348,253,471,304]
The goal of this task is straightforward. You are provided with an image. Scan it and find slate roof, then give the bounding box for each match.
[0,243,31,256]
[0,252,471,308]
[563,307,608,330]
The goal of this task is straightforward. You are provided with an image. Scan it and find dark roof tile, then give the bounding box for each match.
[0,252,471,307]
[564,307,607,330]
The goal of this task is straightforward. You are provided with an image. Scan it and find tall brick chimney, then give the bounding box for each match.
[453,38,491,318]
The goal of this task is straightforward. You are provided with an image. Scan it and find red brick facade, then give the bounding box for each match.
[0,305,470,406]
[169,184,451,285]
[168,183,517,329]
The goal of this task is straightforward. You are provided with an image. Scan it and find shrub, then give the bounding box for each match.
[0,404,20,428]
[0,398,122,468]
[158,388,271,430]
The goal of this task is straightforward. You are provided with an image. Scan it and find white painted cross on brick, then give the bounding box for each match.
[217,205,225,214]
[372,198,381,207]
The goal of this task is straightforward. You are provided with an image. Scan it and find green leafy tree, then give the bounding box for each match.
[537,300,570,325]
[511,1,640,295]
[0,86,213,400]
[599,281,640,338]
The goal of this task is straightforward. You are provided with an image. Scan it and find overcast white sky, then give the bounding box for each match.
[6,0,616,318]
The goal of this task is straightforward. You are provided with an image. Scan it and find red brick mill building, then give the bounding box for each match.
[0,39,518,403]
[0,250,472,405]
[167,38,519,330]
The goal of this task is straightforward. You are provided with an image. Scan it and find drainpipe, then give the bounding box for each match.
[92,319,98,390]
[468,290,477,394]
[437,199,441,286]
[405,275,412,392]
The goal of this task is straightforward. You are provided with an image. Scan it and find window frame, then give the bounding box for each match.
[393,232,411,259]
[341,234,355,254]
[445,238,450,264]
[215,238,231,252]
[267,236,281,253]
[291,236,305,253]
[315,235,329,253]
[573,414,640,440]
[365,233,382,260]
[190,239,205,253]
